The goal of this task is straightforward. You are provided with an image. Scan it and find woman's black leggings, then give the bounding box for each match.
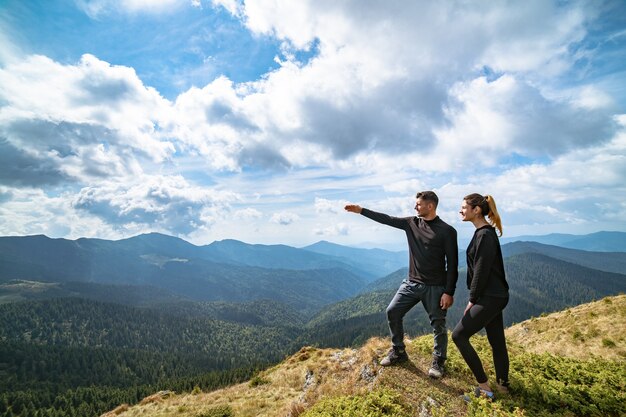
[452,296,509,385]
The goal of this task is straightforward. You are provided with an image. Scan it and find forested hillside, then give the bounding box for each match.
[0,298,300,357]
[0,298,301,417]
[300,252,626,347]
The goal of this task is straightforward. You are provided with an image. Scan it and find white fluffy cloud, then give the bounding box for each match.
[72,174,239,234]
[234,207,263,221]
[433,75,617,168]
[180,0,617,172]
[314,198,341,214]
[0,54,174,185]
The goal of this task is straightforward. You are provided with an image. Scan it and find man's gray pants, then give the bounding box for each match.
[386,279,448,361]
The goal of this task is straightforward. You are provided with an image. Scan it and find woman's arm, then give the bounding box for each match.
[468,230,498,303]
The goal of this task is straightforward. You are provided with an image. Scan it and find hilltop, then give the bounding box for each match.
[102,295,626,417]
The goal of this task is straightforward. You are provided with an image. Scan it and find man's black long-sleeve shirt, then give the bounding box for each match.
[361,208,459,295]
[466,225,509,303]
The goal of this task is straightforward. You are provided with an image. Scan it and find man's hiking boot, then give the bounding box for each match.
[380,347,408,366]
[428,358,445,379]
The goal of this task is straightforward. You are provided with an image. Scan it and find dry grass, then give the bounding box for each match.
[106,342,390,417]
[100,404,129,417]
[506,294,626,360]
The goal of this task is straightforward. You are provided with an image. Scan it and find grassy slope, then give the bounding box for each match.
[103,295,626,417]
[506,293,626,360]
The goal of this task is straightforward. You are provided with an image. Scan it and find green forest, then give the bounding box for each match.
[0,298,299,417]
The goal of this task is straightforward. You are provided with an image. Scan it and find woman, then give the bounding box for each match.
[452,193,510,399]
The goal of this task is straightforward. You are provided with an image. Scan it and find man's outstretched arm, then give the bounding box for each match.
[345,204,409,230]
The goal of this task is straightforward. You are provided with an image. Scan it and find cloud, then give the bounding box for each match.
[0,187,113,239]
[0,54,174,185]
[234,207,262,220]
[190,0,617,171]
[433,75,618,168]
[73,175,240,234]
[0,138,70,187]
[438,118,626,233]
[314,197,341,214]
[270,211,299,225]
[7,1,609,183]
[0,187,13,204]
[211,0,241,16]
[314,222,349,237]
[497,126,626,221]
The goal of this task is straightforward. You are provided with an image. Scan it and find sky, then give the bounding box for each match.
[0,0,625,250]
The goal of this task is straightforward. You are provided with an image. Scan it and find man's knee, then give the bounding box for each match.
[430,318,446,335]
[386,304,403,322]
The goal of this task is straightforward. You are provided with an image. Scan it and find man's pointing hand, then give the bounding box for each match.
[344,204,362,214]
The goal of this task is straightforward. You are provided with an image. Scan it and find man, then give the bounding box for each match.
[345,191,458,378]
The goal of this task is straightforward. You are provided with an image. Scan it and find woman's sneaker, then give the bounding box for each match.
[428,358,445,379]
[463,387,495,402]
[380,347,408,366]
[495,380,510,395]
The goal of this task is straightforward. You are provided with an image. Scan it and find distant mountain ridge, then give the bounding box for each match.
[302,240,407,279]
[500,230,626,252]
[501,240,626,274]
[0,233,406,280]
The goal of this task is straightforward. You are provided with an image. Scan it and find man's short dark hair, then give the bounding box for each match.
[416,191,439,208]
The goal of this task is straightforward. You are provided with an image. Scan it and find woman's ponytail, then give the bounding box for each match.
[464,193,503,236]
[485,195,503,237]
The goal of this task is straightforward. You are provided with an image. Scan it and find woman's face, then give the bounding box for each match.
[460,200,479,222]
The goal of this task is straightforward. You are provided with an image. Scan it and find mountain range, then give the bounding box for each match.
[0,233,407,316]
[1,231,625,328]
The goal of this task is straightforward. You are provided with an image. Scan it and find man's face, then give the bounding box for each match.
[415,198,433,217]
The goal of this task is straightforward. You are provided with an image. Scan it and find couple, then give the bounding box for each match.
[345,191,509,399]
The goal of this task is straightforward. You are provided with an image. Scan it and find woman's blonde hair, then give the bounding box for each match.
[464,193,503,236]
